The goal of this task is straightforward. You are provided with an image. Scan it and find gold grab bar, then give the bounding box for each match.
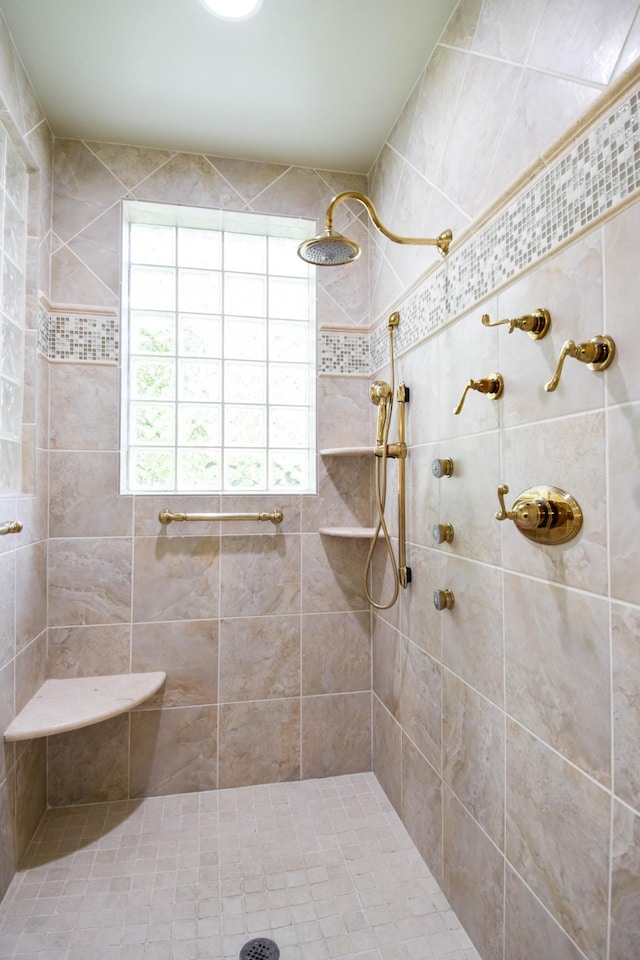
[159,509,283,525]
[0,520,22,536]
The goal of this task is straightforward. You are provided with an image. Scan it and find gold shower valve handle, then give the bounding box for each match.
[481,308,551,340]
[454,373,504,414]
[495,483,583,545]
[545,335,615,392]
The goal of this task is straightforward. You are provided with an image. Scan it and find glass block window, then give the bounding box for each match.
[121,201,317,494]
[0,128,28,494]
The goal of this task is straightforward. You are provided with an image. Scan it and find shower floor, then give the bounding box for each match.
[0,773,479,960]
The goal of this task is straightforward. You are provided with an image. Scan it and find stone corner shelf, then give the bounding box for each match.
[319,446,373,456]
[318,526,379,538]
[3,671,167,742]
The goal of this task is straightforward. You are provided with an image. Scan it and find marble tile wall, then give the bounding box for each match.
[0,14,53,903]
[43,139,375,812]
[368,3,640,959]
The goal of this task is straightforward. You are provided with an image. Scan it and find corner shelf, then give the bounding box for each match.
[319,526,379,538]
[3,671,167,741]
[320,446,373,456]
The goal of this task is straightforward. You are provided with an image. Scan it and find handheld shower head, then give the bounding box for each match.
[297,191,452,266]
[369,380,393,405]
[297,229,361,266]
[370,380,393,445]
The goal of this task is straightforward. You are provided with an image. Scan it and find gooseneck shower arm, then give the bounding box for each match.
[325,191,452,256]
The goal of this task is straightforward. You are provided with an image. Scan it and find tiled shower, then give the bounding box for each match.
[1,2,640,959]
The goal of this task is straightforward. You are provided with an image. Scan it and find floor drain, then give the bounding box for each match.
[239,938,280,960]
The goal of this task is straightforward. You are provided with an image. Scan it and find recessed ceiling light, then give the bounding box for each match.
[199,0,262,19]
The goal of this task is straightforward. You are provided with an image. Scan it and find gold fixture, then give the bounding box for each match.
[432,457,454,478]
[495,483,582,545]
[454,374,504,415]
[433,589,455,611]
[0,520,22,536]
[481,308,551,339]
[297,191,452,265]
[364,314,410,609]
[159,509,283,524]
[432,523,454,544]
[545,335,616,392]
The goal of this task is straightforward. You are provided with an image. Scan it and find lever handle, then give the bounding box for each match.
[454,373,504,415]
[545,335,615,392]
[495,483,512,521]
[482,308,550,339]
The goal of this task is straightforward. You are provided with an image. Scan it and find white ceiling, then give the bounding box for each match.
[0,0,458,174]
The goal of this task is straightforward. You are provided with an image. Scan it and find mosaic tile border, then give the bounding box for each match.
[38,307,119,363]
[369,83,640,371]
[39,84,640,374]
[319,330,370,375]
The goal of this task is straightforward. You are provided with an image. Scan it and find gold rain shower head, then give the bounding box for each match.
[297,190,452,265]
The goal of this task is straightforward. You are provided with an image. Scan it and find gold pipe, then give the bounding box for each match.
[159,509,283,525]
[396,383,409,589]
[364,314,411,609]
[325,191,452,256]
[0,520,22,536]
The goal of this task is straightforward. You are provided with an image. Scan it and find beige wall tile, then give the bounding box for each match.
[301,534,368,614]
[497,231,604,426]
[301,692,370,779]
[0,775,16,902]
[437,431,501,564]
[612,602,640,809]
[220,534,300,618]
[317,377,371,451]
[48,538,132,626]
[301,611,370,695]
[397,543,442,659]
[610,800,640,960]
[604,199,640,405]
[132,153,244,210]
[14,738,46,860]
[527,0,638,84]
[133,535,219,622]
[15,633,46,714]
[130,705,217,798]
[443,672,505,847]
[505,574,610,784]
[401,734,443,885]
[506,720,610,960]
[49,451,132,538]
[501,412,607,594]
[505,865,584,960]
[85,142,175,191]
[15,540,46,652]
[443,788,504,960]
[53,139,124,244]
[372,696,401,815]
[47,715,129,806]
[132,619,218,708]
[609,403,640,605]
[0,552,15,670]
[219,615,299,702]
[437,310,501,440]
[218,699,299,789]
[440,554,503,706]
[302,455,372,533]
[0,661,14,784]
[47,624,130,678]
[49,363,120,451]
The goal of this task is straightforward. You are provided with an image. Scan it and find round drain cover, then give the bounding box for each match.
[239,938,280,960]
